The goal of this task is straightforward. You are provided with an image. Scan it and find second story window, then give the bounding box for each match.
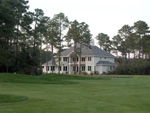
[73,57,78,61]
[63,57,68,62]
[82,57,85,61]
[88,57,91,61]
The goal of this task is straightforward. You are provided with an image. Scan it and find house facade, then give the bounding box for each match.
[42,44,116,74]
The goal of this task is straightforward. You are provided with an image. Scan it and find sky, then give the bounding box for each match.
[28,0,150,42]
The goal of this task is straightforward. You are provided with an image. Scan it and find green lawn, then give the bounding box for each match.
[0,73,150,113]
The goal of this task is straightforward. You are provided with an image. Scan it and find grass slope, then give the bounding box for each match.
[0,73,150,113]
[0,73,105,84]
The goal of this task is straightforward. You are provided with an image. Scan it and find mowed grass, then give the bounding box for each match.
[0,73,150,113]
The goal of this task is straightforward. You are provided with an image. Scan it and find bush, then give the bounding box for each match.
[94,71,99,75]
[102,72,107,75]
[82,71,88,76]
[114,59,150,75]
[90,71,94,75]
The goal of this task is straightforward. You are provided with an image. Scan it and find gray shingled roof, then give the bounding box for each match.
[61,45,115,57]
[43,59,57,66]
[97,61,116,65]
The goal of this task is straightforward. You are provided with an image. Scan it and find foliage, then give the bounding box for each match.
[96,33,112,53]
[82,71,88,76]
[41,51,51,64]
[94,71,99,75]
[66,20,92,74]
[114,59,150,75]
[0,1,48,75]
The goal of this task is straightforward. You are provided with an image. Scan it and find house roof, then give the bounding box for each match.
[61,45,115,57]
[42,59,57,66]
[97,61,116,65]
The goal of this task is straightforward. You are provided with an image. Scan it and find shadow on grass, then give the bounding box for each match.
[0,94,28,103]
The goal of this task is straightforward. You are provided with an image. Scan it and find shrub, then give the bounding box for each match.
[90,71,94,75]
[94,71,99,75]
[82,71,88,76]
[114,59,150,75]
[102,72,107,75]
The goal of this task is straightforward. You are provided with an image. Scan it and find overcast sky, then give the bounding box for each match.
[28,0,150,41]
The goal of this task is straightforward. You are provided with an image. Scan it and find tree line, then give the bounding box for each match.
[96,21,150,60]
[96,21,150,75]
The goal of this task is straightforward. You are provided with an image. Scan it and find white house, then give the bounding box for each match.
[42,41,116,74]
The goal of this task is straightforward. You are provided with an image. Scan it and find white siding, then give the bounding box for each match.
[42,55,115,74]
[86,57,94,74]
[93,56,114,74]
[102,66,109,73]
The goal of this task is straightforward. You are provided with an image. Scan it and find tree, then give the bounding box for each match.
[11,0,29,72]
[112,35,122,57]
[44,18,59,73]
[132,20,149,59]
[65,20,80,74]
[96,33,112,53]
[118,25,131,62]
[52,13,69,74]
[0,0,29,73]
[29,8,48,75]
[66,20,92,74]
[77,22,91,74]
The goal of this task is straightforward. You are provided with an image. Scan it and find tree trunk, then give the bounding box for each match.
[58,23,62,74]
[51,44,54,73]
[40,41,42,74]
[15,24,19,73]
[46,48,48,74]
[78,43,82,74]
[74,43,77,75]
[125,45,127,64]
[128,53,130,59]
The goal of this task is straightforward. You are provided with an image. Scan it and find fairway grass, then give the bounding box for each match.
[0,73,150,113]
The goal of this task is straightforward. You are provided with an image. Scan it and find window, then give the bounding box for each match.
[63,57,68,62]
[73,66,75,71]
[82,66,85,71]
[51,66,55,71]
[88,57,91,61]
[47,66,49,71]
[88,66,91,71]
[63,66,67,71]
[73,57,78,61]
[109,66,114,71]
[73,58,75,61]
[82,57,85,61]
[59,66,61,71]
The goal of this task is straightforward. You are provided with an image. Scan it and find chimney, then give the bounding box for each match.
[90,39,95,46]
